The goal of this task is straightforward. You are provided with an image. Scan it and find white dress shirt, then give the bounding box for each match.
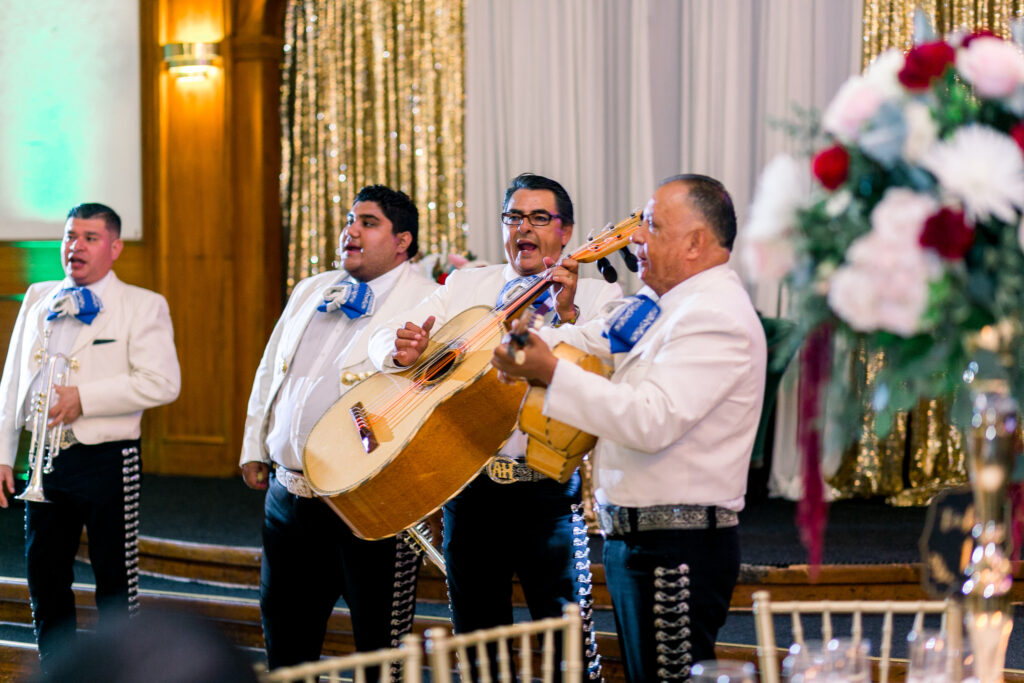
[265,264,404,471]
[537,264,767,511]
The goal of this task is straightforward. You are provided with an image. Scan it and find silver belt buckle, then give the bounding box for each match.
[485,456,519,484]
[58,429,79,450]
[275,467,315,498]
[596,504,616,536]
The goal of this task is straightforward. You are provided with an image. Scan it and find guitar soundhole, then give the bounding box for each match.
[414,341,464,386]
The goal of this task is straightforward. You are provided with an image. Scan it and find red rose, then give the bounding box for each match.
[811,145,850,190]
[899,41,955,89]
[1011,123,1024,158]
[962,30,1000,47]
[437,271,449,285]
[919,207,973,259]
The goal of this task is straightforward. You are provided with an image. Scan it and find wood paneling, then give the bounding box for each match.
[142,0,284,475]
[0,0,285,477]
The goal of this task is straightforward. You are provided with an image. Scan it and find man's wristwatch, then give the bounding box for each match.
[553,305,580,327]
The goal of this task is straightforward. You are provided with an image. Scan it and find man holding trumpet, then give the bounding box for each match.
[0,203,181,671]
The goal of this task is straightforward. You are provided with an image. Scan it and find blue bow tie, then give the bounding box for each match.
[317,281,375,319]
[603,295,661,353]
[46,287,103,325]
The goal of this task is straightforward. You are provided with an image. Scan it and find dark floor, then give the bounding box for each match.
[2,475,1021,670]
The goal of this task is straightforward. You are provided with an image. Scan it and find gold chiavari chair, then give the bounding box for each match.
[261,633,422,683]
[426,603,583,683]
[752,590,963,683]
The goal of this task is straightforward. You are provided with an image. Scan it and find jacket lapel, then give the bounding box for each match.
[70,275,120,355]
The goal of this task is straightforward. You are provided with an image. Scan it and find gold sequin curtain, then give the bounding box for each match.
[862,0,1024,68]
[280,0,466,290]
[828,1,1022,505]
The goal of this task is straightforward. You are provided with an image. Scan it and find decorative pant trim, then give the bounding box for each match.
[121,447,141,617]
[572,503,603,681]
[653,564,691,683]
[388,533,421,679]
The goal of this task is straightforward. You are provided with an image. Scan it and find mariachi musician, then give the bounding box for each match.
[239,185,438,676]
[368,173,621,678]
[492,175,768,682]
[0,203,181,672]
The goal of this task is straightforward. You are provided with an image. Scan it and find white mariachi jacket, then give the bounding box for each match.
[538,264,768,509]
[239,261,439,467]
[367,263,623,373]
[0,273,182,468]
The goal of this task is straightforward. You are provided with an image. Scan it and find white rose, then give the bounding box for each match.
[742,154,810,280]
[902,100,939,163]
[862,49,906,99]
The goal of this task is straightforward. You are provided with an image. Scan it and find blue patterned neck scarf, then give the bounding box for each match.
[46,287,103,325]
[317,281,375,319]
[603,295,661,353]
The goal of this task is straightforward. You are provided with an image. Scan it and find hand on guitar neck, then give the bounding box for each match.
[391,315,436,367]
[492,316,558,387]
[544,256,581,324]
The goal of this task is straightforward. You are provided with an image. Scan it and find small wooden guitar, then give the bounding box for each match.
[303,212,641,540]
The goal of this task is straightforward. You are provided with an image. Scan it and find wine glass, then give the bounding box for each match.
[690,659,758,683]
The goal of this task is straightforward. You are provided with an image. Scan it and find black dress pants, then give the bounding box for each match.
[259,474,420,679]
[442,471,586,680]
[25,439,142,669]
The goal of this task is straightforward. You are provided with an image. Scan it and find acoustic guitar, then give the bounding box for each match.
[519,343,612,483]
[303,212,641,540]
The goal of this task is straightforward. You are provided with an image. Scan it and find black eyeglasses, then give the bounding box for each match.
[500,211,563,227]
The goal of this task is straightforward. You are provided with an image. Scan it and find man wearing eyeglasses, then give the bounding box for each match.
[368,173,621,678]
[491,175,768,682]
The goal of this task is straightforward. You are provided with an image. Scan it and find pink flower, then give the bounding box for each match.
[822,76,885,142]
[447,252,469,268]
[919,207,974,259]
[827,188,940,336]
[957,36,1024,99]
[899,41,955,90]
[812,145,850,190]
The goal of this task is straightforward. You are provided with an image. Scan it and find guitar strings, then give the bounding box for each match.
[359,216,641,429]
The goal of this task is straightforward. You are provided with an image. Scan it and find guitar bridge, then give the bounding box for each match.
[349,402,379,454]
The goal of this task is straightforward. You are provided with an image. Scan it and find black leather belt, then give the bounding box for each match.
[597,503,738,537]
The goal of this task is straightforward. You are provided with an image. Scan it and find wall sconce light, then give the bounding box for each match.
[162,42,221,80]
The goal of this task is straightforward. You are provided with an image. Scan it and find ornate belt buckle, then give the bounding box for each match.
[485,456,519,484]
[58,429,78,450]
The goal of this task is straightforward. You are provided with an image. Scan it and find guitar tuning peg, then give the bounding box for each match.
[619,246,639,273]
[596,257,618,283]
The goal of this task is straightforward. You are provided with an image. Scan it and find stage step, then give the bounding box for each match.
[83,534,1024,609]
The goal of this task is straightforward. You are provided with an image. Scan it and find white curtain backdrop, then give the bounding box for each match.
[465,0,862,498]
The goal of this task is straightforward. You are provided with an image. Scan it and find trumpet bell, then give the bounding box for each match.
[15,484,49,503]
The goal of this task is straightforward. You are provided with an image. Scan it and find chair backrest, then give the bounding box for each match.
[752,590,962,683]
[426,603,583,683]
[261,633,423,683]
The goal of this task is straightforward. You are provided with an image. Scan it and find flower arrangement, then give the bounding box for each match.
[744,32,1024,437]
[418,250,482,284]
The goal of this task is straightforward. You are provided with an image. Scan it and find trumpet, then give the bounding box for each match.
[17,353,76,504]
[401,520,446,576]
